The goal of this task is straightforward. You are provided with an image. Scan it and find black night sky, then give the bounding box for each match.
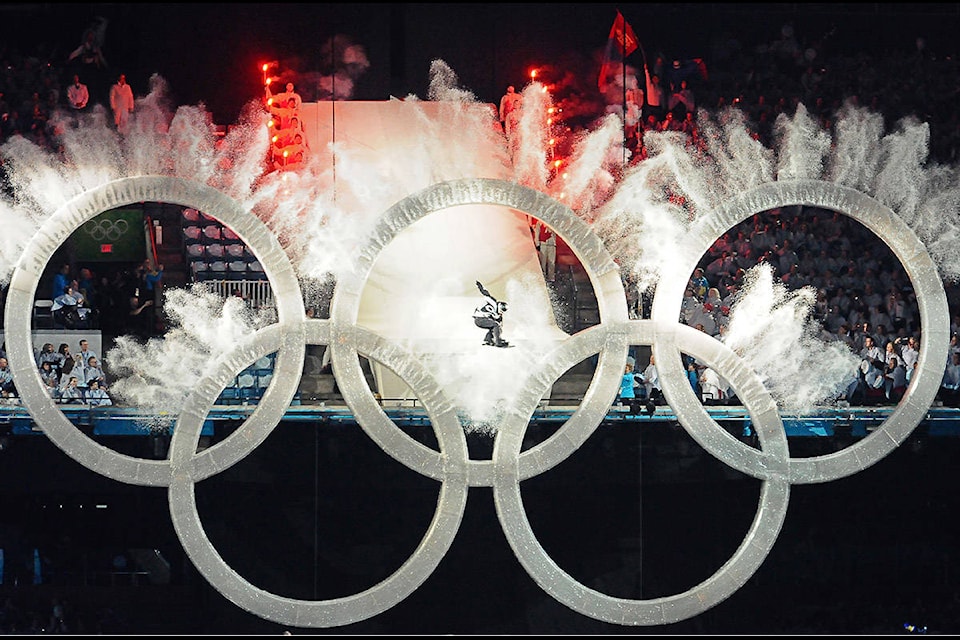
[2,3,959,125]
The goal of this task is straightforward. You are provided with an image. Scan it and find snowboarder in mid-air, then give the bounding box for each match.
[474,281,509,347]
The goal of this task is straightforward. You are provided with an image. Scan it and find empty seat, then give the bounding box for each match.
[206,243,225,258]
[33,299,55,328]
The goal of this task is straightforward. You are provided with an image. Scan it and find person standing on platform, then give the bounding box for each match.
[642,354,661,406]
[66,74,89,111]
[266,81,302,111]
[52,263,71,299]
[534,219,557,283]
[643,65,666,124]
[142,261,164,331]
[109,73,134,134]
[499,85,522,139]
[618,362,642,414]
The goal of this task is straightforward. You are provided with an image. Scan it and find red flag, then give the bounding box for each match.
[609,11,639,58]
[599,11,640,93]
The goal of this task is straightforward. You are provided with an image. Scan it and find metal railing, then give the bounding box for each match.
[201,279,275,311]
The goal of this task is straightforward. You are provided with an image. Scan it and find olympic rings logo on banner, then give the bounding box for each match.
[82,218,129,241]
[1,176,950,629]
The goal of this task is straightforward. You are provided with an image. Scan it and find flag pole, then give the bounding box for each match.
[621,13,627,168]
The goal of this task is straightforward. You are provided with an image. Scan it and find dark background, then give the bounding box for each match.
[3,3,960,125]
[0,421,956,634]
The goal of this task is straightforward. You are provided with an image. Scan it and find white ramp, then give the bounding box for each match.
[298,101,569,414]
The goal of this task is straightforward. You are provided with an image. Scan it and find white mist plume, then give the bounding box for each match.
[106,285,270,428]
[722,263,859,414]
[557,113,623,216]
[4,60,960,427]
[772,102,832,180]
[511,82,552,190]
[590,150,692,293]
[828,101,885,192]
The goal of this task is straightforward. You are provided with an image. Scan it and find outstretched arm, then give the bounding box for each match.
[476,281,493,299]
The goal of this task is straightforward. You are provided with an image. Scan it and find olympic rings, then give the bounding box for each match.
[82,217,129,241]
[1,176,950,628]
[5,177,305,485]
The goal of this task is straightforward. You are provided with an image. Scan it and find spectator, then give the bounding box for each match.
[700,366,727,404]
[36,343,58,370]
[67,17,108,69]
[82,356,106,389]
[884,355,907,403]
[940,351,960,407]
[77,268,97,308]
[860,335,885,369]
[57,356,77,394]
[899,336,920,372]
[51,263,71,299]
[51,285,84,329]
[38,361,59,398]
[59,376,83,404]
[128,294,154,337]
[668,78,695,118]
[84,379,112,407]
[76,340,96,363]
[0,357,16,400]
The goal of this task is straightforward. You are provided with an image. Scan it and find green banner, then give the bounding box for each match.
[72,208,146,262]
